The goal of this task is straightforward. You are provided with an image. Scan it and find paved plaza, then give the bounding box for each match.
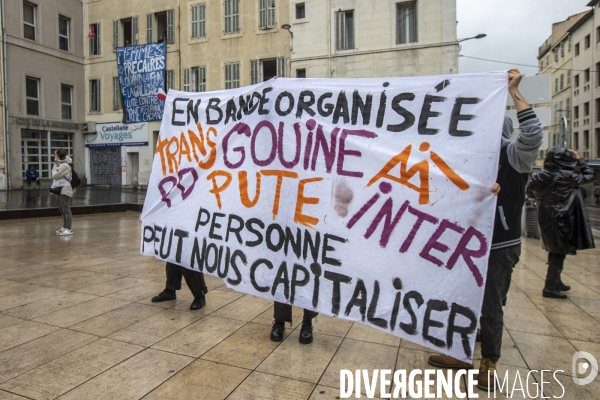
[0,212,598,399]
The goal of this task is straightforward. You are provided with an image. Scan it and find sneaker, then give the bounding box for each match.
[476,357,497,391]
[270,320,285,342]
[59,229,73,236]
[299,319,313,344]
[428,354,473,369]
[56,227,66,234]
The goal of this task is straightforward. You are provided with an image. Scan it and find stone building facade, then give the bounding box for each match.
[2,0,86,190]
[287,0,458,79]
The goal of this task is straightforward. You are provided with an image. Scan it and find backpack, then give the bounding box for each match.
[67,165,81,188]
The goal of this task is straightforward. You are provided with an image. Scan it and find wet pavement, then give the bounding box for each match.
[0,212,598,399]
[0,187,146,211]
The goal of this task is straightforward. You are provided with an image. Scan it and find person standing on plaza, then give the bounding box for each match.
[526,147,596,299]
[152,262,208,310]
[428,69,543,391]
[26,165,40,186]
[269,302,317,344]
[51,148,74,236]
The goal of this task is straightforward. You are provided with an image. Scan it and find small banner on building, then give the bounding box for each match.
[117,42,166,123]
[140,73,507,361]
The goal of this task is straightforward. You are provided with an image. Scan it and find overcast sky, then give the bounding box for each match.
[457,0,591,76]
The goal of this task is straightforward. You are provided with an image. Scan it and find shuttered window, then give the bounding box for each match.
[166,70,175,90]
[147,13,154,43]
[224,62,240,89]
[183,68,190,92]
[167,9,175,43]
[259,0,276,29]
[191,4,206,39]
[113,20,119,51]
[90,79,101,112]
[113,77,121,110]
[224,0,240,34]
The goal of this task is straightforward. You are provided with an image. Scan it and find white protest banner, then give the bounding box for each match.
[141,72,507,361]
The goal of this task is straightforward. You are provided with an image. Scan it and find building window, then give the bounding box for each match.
[148,10,174,44]
[89,79,101,112]
[26,77,40,116]
[89,23,101,55]
[296,68,306,78]
[585,68,591,83]
[574,132,579,150]
[567,70,571,86]
[224,0,240,34]
[191,4,206,39]
[336,10,355,50]
[546,55,549,66]
[596,129,600,158]
[59,16,70,51]
[23,1,36,41]
[584,130,589,149]
[575,74,580,88]
[553,48,558,62]
[568,36,572,51]
[597,63,600,86]
[166,69,175,90]
[250,57,285,84]
[574,105,579,119]
[575,43,580,56]
[584,102,590,117]
[585,34,591,49]
[596,99,600,122]
[184,67,206,92]
[597,27,600,42]
[560,42,564,58]
[21,131,73,179]
[61,84,72,119]
[113,77,121,110]
[566,98,571,116]
[555,78,558,93]
[296,3,306,19]
[560,74,564,90]
[114,17,139,49]
[224,62,240,89]
[397,2,417,44]
[259,0,276,30]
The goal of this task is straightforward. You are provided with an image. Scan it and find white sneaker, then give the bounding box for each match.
[59,229,73,236]
[56,227,66,234]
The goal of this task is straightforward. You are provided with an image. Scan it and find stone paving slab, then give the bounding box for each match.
[0,212,598,399]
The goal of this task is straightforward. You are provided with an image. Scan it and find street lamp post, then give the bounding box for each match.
[457,33,487,43]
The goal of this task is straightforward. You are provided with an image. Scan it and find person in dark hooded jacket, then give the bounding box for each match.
[526,147,595,299]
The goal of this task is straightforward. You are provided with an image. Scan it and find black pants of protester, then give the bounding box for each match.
[480,244,520,363]
[273,302,318,323]
[548,252,566,270]
[165,262,207,299]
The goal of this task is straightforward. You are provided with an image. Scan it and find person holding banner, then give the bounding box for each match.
[152,262,208,310]
[270,303,318,344]
[428,69,543,392]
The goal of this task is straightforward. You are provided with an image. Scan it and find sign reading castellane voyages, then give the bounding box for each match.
[117,42,166,123]
[140,73,507,361]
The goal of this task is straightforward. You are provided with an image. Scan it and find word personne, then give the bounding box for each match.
[170,83,482,138]
[340,369,478,399]
[142,208,480,359]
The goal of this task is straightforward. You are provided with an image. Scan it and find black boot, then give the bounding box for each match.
[270,320,285,341]
[190,296,206,310]
[555,270,571,292]
[543,265,567,299]
[152,288,176,302]
[475,328,481,343]
[299,319,313,344]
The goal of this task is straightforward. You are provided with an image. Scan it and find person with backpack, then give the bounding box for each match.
[51,148,76,236]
